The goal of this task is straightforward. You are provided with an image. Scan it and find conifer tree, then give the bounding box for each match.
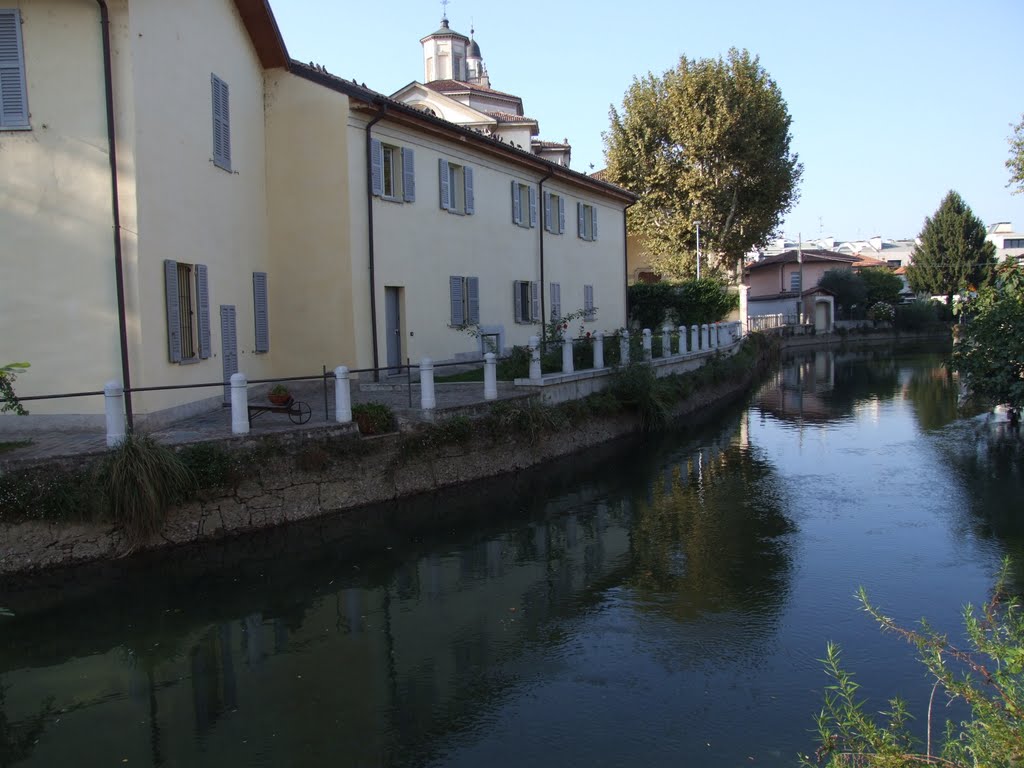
[905,191,995,306]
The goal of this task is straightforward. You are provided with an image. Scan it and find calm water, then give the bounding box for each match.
[2,346,1022,767]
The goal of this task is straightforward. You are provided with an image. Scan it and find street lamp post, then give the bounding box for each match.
[695,221,702,280]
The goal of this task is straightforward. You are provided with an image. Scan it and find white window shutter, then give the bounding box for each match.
[253,272,269,352]
[464,166,475,215]
[577,202,585,239]
[467,276,480,324]
[196,264,211,359]
[591,207,598,241]
[164,260,182,363]
[402,146,416,202]
[511,180,521,225]
[530,281,540,322]
[438,158,451,210]
[211,74,231,171]
[528,187,537,228]
[450,275,464,325]
[558,197,565,234]
[0,9,29,129]
[370,139,383,196]
[543,192,552,233]
[513,281,523,323]
[550,282,561,321]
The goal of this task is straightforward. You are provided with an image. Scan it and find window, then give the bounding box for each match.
[513,280,539,323]
[544,192,566,234]
[164,260,210,363]
[253,272,269,353]
[511,181,537,228]
[550,282,561,321]
[1005,238,1024,249]
[577,202,598,241]
[0,9,29,130]
[439,158,474,214]
[789,271,801,292]
[211,74,231,171]
[583,285,596,321]
[887,259,901,268]
[371,139,415,202]
[449,275,480,326]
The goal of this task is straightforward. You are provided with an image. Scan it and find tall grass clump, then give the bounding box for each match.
[98,433,195,551]
[607,363,671,431]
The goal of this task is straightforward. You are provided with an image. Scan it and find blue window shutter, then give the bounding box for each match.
[511,181,521,225]
[591,207,598,241]
[402,146,415,202]
[0,9,29,129]
[439,158,451,210]
[464,166,475,214]
[528,187,537,228]
[543,192,552,233]
[558,197,565,234]
[370,138,383,196]
[577,202,585,239]
[164,260,182,363]
[196,264,211,359]
[211,74,231,171]
[550,282,561,321]
[253,272,269,352]
[450,275,464,325]
[467,276,480,323]
[530,281,540,322]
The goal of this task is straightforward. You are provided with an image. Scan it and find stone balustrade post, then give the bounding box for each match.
[594,332,605,369]
[701,324,710,350]
[484,353,498,400]
[712,323,720,349]
[104,380,126,448]
[562,337,574,374]
[528,336,542,381]
[334,366,352,423]
[642,328,652,361]
[230,372,249,435]
[690,324,698,353]
[420,358,436,410]
[620,330,630,365]
[662,325,673,357]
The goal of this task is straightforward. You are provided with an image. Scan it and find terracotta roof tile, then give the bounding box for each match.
[747,249,857,270]
[425,79,522,101]
[483,110,536,124]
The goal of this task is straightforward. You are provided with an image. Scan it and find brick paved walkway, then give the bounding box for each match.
[0,379,530,464]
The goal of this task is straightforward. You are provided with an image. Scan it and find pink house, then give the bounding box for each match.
[744,249,856,331]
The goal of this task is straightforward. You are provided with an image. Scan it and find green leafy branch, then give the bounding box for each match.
[0,362,30,416]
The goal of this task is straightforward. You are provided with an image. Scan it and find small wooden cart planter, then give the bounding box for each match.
[247,396,312,427]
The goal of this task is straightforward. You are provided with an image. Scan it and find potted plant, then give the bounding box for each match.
[268,383,291,405]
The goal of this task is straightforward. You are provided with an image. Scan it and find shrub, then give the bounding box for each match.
[177,442,246,489]
[866,301,895,323]
[352,402,395,435]
[97,433,195,551]
[607,363,671,431]
[894,299,938,331]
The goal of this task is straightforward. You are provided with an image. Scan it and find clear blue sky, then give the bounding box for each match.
[273,0,1024,242]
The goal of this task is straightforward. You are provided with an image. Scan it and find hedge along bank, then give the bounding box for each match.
[0,336,776,576]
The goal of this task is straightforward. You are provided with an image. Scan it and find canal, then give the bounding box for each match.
[1,345,1021,767]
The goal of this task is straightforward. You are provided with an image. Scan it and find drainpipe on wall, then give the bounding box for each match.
[365,103,387,382]
[537,170,553,338]
[94,0,134,429]
[623,201,635,327]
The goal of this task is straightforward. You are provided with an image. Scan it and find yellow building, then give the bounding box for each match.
[0,1,634,429]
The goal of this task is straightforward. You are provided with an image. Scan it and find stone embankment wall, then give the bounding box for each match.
[1,366,762,576]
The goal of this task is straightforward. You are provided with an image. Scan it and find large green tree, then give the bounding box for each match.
[859,267,903,307]
[818,269,867,320]
[905,191,996,306]
[604,48,802,279]
[1008,112,1024,194]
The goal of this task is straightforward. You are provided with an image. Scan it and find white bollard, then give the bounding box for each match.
[620,330,630,365]
[528,336,542,381]
[662,325,673,357]
[594,332,605,369]
[679,326,688,354]
[420,358,436,410]
[701,324,710,350]
[104,380,126,448]
[561,337,574,374]
[642,328,652,361]
[712,323,720,349]
[484,352,498,400]
[334,366,352,423]
[690,324,699,353]
[230,372,249,435]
